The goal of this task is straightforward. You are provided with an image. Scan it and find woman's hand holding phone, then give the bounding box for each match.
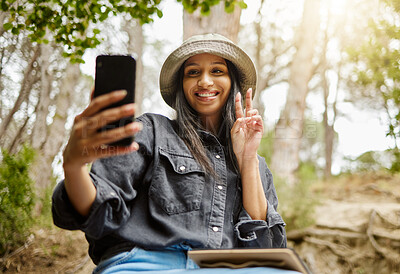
[62,90,142,171]
[61,55,139,216]
[63,54,139,170]
[61,89,142,217]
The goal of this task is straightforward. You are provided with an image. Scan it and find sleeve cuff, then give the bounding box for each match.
[52,173,129,239]
[234,201,286,245]
[78,173,129,238]
[52,180,87,230]
[234,207,268,242]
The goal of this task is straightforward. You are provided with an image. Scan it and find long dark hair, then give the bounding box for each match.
[174,59,242,176]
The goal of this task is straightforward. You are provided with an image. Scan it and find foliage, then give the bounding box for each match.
[389,148,400,172]
[259,131,319,231]
[297,161,319,182]
[341,149,400,173]
[1,0,246,63]
[273,175,319,231]
[178,0,246,15]
[35,178,58,228]
[257,130,275,165]
[300,117,331,176]
[1,0,163,63]
[0,145,36,256]
[348,0,400,170]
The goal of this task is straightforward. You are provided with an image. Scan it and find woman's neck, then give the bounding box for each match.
[201,115,221,136]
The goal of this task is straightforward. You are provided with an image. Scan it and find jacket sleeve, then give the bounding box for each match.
[233,156,287,248]
[52,116,153,239]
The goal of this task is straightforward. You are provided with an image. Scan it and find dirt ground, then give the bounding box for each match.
[0,227,95,273]
[1,171,400,273]
[288,172,400,274]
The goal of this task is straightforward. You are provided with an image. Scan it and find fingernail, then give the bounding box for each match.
[132,142,139,150]
[116,89,127,96]
[127,122,136,131]
[123,103,135,111]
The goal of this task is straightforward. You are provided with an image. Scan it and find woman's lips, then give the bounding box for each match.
[195,91,220,98]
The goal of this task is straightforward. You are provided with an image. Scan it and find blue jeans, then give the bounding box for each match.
[93,246,301,274]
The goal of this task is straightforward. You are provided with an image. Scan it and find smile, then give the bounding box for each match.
[195,91,220,97]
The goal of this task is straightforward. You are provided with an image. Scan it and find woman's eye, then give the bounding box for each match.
[212,68,225,74]
[186,70,199,76]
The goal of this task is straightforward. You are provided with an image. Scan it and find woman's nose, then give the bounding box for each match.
[197,73,213,87]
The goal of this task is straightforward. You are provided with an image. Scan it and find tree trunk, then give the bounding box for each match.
[252,0,266,118]
[29,41,56,190]
[321,61,334,178]
[183,2,242,43]
[0,46,40,145]
[0,12,6,117]
[31,62,80,190]
[30,42,53,150]
[270,0,320,184]
[0,11,7,37]
[122,19,144,116]
[9,111,31,154]
[320,13,332,179]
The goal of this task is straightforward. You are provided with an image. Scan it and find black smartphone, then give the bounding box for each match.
[93,55,136,147]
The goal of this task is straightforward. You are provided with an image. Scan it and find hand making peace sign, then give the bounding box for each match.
[231,88,264,171]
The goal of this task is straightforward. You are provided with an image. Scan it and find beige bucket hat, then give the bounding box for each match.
[159,33,257,109]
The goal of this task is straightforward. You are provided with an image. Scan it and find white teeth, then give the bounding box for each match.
[197,92,217,97]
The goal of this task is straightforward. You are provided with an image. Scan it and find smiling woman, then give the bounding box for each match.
[182,53,232,130]
[52,33,291,273]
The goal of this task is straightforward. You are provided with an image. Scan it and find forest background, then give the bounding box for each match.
[0,0,399,273]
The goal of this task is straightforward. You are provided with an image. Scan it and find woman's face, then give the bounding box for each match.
[182,53,231,126]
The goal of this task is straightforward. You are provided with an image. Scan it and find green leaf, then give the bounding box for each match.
[1,0,9,11]
[200,3,210,15]
[238,0,247,9]
[224,1,235,13]
[3,22,13,31]
[11,27,20,35]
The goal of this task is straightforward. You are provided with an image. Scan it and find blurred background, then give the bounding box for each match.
[0,0,399,273]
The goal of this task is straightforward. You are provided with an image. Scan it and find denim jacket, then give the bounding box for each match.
[52,113,286,265]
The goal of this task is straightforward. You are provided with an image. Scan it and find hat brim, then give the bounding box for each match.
[159,34,257,109]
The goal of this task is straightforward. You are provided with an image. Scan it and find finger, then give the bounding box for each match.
[245,88,253,117]
[73,103,135,137]
[80,89,128,120]
[231,117,248,136]
[235,92,244,119]
[81,141,139,162]
[247,115,264,131]
[97,142,140,158]
[90,121,142,147]
[90,88,95,100]
[246,109,258,117]
[113,142,140,154]
[231,118,242,134]
[85,103,136,134]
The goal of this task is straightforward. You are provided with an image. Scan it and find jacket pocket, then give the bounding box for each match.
[150,148,205,215]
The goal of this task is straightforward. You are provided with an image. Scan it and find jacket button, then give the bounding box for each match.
[217,185,223,190]
[179,165,186,171]
[212,227,219,232]
[215,155,221,159]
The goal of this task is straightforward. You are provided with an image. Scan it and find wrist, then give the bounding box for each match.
[237,154,258,172]
[62,148,89,172]
[63,161,88,175]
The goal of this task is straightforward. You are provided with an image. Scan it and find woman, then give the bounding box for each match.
[52,33,292,273]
